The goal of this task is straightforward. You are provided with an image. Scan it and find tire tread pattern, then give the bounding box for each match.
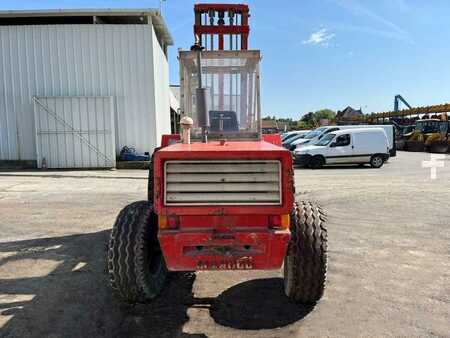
[107,201,167,303]
[284,201,328,304]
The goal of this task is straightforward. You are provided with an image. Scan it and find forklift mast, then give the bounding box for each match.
[194,4,250,51]
[180,3,261,140]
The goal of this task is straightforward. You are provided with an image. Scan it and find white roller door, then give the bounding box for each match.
[33,96,115,168]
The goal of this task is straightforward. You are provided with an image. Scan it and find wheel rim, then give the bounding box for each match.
[373,157,382,167]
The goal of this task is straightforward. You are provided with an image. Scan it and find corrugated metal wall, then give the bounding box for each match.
[0,24,171,162]
[152,27,171,144]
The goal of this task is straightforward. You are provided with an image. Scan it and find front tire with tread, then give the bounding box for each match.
[309,156,324,169]
[284,201,328,304]
[107,201,168,303]
[370,154,384,168]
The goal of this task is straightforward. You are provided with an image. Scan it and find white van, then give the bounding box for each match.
[293,128,390,169]
[291,124,396,157]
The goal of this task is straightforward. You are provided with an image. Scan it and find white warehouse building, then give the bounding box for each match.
[0,9,173,168]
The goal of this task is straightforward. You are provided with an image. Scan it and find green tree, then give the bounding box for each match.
[314,109,336,121]
[277,117,293,122]
[298,109,336,129]
[299,112,316,129]
[297,121,310,129]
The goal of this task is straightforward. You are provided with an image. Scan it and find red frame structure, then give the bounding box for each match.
[194,3,250,50]
[194,4,250,110]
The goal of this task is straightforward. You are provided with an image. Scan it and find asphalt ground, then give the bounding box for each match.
[0,151,449,337]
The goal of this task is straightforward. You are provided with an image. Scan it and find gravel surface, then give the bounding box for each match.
[0,151,449,337]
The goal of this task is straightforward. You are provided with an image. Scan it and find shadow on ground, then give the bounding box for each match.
[209,278,313,329]
[0,231,313,337]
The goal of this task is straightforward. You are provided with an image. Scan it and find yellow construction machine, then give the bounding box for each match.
[405,114,449,153]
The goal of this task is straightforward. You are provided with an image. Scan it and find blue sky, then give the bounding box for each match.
[2,1,450,119]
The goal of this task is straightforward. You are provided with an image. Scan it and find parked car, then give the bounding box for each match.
[293,128,390,169]
[282,130,303,142]
[292,124,396,156]
[282,130,310,148]
[282,130,310,141]
[289,127,339,151]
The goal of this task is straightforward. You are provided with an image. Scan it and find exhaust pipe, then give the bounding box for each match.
[191,37,209,143]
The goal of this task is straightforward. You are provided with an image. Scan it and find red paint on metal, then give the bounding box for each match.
[153,140,294,216]
[193,4,250,51]
[161,134,180,148]
[153,139,294,271]
[180,214,270,228]
[158,229,289,271]
[194,25,250,35]
[194,4,249,12]
[157,139,286,153]
[262,134,282,146]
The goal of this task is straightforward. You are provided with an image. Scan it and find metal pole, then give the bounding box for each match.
[196,49,202,88]
[196,48,207,143]
[191,40,208,143]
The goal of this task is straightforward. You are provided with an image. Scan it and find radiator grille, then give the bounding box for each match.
[164,160,281,205]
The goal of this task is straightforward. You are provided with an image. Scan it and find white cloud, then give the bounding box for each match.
[303,28,335,46]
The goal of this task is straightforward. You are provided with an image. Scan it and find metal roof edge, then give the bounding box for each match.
[0,8,173,46]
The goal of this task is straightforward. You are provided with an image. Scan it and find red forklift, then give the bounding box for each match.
[107,3,328,305]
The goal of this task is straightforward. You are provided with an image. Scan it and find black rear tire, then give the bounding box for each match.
[147,160,153,202]
[147,148,160,203]
[429,141,449,154]
[406,141,425,152]
[309,156,324,169]
[107,201,168,303]
[370,154,384,168]
[284,201,328,304]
